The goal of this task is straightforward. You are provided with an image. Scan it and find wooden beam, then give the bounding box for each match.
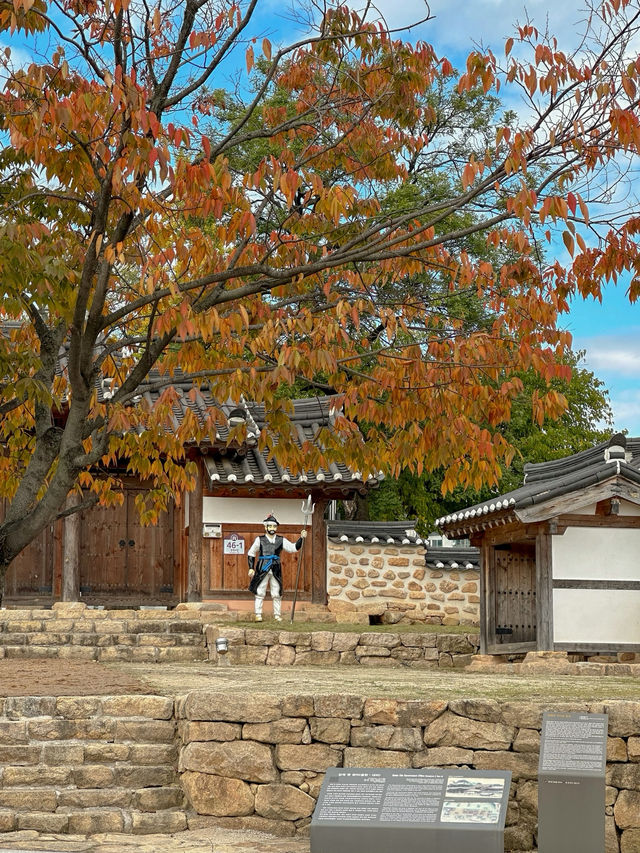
[553,579,640,590]
[479,540,491,655]
[536,529,553,650]
[514,478,640,523]
[187,460,203,602]
[556,642,640,653]
[554,514,640,529]
[487,640,536,654]
[311,498,328,604]
[62,492,81,602]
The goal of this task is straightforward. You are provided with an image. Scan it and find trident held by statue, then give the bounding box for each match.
[290,495,315,623]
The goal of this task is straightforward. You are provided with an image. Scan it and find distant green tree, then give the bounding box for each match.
[357,351,613,534]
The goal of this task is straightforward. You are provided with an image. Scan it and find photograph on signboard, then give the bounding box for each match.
[445,776,506,799]
[440,800,501,823]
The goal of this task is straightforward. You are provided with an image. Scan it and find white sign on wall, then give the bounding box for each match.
[223,533,245,555]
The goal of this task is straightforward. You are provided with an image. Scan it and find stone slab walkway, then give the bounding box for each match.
[116,660,640,702]
[0,820,309,853]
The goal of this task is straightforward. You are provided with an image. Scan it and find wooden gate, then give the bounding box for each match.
[2,522,61,603]
[493,543,536,644]
[203,522,312,599]
[79,490,176,602]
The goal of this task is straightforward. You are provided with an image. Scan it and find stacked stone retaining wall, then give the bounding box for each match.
[177,692,640,852]
[205,626,480,668]
[0,604,207,662]
[327,541,479,625]
[0,694,187,835]
[1,689,639,849]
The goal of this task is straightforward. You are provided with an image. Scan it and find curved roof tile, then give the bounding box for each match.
[328,520,422,545]
[436,433,640,533]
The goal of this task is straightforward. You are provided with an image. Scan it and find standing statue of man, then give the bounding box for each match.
[247,514,307,621]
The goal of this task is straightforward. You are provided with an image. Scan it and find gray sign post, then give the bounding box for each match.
[310,767,511,853]
[538,711,608,853]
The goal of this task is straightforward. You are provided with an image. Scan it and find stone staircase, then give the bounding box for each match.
[0,604,207,662]
[191,600,342,624]
[0,694,187,834]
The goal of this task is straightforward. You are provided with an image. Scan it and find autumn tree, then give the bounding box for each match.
[1,0,640,587]
[360,351,614,532]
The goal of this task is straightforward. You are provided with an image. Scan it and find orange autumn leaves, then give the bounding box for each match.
[0,0,639,537]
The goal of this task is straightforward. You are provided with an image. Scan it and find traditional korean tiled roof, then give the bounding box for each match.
[327,521,481,569]
[436,433,640,536]
[327,520,423,545]
[100,368,380,493]
[425,547,480,572]
[102,370,261,447]
[203,397,383,493]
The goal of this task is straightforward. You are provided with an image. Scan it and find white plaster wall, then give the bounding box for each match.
[553,589,640,644]
[552,527,640,581]
[202,496,305,525]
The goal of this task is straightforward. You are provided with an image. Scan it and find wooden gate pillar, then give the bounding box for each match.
[62,492,81,602]
[536,528,554,650]
[311,498,328,604]
[187,462,203,602]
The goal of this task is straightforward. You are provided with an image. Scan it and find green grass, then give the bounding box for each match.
[229,618,479,634]
[121,662,640,702]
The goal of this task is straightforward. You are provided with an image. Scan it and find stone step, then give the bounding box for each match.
[0,621,205,635]
[0,784,184,808]
[0,631,205,646]
[0,751,178,781]
[4,806,188,835]
[0,690,189,837]
[0,644,207,662]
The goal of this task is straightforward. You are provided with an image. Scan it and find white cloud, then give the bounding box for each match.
[607,390,640,435]
[367,0,589,54]
[577,331,640,376]
[0,42,32,74]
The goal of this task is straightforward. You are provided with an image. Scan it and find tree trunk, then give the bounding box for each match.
[62,492,81,602]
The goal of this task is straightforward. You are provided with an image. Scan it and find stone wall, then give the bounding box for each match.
[1,687,639,850]
[0,604,207,662]
[327,541,479,626]
[205,626,479,668]
[178,692,640,852]
[0,694,186,835]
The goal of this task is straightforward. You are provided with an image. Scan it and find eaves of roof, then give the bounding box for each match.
[425,546,480,572]
[327,520,423,545]
[436,433,640,535]
[204,452,382,493]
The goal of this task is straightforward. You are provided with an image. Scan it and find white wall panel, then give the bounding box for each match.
[552,528,640,580]
[203,496,305,525]
[553,589,640,644]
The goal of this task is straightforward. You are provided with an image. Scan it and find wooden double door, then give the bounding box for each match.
[2,489,177,604]
[78,490,176,599]
[203,522,312,599]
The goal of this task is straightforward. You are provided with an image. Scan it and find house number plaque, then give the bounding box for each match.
[223,533,245,555]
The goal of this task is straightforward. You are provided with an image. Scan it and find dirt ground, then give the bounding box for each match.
[0,659,150,696]
[2,657,640,702]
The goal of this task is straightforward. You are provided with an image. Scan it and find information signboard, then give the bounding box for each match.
[310,767,511,853]
[538,711,608,853]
